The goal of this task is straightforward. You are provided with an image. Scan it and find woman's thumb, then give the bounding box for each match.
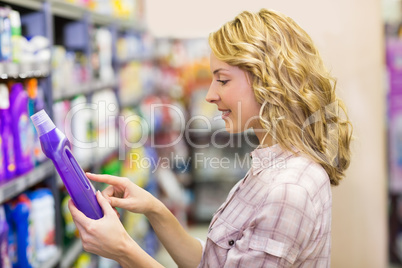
[96,190,115,216]
[108,196,126,209]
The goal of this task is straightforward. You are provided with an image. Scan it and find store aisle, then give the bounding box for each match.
[155,224,209,267]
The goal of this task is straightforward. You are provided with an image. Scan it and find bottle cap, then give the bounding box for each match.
[30,109,56,136]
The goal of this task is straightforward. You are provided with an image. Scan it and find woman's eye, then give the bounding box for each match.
[217,79,229,85]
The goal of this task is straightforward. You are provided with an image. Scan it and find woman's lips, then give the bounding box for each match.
[221,110,231,119]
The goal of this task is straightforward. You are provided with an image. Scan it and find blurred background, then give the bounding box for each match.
[0,0,391,267]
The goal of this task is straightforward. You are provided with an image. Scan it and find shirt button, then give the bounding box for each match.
[228,240,234,246]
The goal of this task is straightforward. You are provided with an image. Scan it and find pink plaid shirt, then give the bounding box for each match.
[198,144,332,267]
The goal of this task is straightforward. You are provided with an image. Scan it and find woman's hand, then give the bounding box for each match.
[86,173,160,216]
[68,191,134,261]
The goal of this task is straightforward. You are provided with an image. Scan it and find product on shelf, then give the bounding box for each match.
[27,188,57,263]
[9,10,21,64]
[0,6,50,71]
[31,109,103,220]
[0,205,11,268]
[91,89,119,162]
[92,27,114,82]
[0,84,16,181]
[53,100,72,141]
[0,7,12,62]
[100,157,122,177]
[26,79,46,165]
[9,83,34,175]
[5,194,34,268]
[119,61,144,106]
[0,118,4,184]
[121,146,149,187]
[98,256,120,268]
[73,252,92,268]
[51,46,89,98]
[70,95,93,167]
[138,95,164,134]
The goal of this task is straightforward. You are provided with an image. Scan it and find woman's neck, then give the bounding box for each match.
[253,128,274,147]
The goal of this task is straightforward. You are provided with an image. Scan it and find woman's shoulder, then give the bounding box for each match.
[256,151,331,200]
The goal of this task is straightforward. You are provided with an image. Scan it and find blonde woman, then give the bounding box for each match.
[69,9,352,267]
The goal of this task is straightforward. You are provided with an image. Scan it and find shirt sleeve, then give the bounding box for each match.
[225,183,317,267]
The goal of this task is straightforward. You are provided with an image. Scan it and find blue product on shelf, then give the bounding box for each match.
[0,205,11,268]
[4,205,16,268]
[31,110,103,220]
[0,84,16,180]
[6,194,34,268]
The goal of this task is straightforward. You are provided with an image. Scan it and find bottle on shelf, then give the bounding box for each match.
[0,84,16,181]
[9,83,34,175]
[0,205,11,268]
[26,78,46,165]
[5,194,34,268]
[27,188,57,263]
[0,7,12,62]
[9,10,22,64]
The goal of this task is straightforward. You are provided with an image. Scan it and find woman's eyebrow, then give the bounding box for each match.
[213,68,229,75]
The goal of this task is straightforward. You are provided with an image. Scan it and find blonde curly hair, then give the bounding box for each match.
[209,9,353,185]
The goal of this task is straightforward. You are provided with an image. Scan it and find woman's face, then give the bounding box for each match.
[206,52,262,133]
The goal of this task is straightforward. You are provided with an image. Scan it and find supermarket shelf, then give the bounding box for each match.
[50,0,87,21]
[40,247,62,268]
[50,0,144,31]
[0,61,50,80]
[0,0,144,31]
[60,239,83,268]
[52,79,118,100]
[0,0,43,10]
[0,160,55,203]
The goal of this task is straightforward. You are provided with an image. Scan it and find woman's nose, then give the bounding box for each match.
[205,85,219,103]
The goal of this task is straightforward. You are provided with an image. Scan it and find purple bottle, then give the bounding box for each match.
[9,83,34,175]
[31,110,103,219]
[0,84,16,180]
[0,118,5,183]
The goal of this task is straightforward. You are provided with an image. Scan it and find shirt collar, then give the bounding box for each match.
[250,144,298,175]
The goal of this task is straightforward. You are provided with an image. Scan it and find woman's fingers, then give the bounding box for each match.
[68,199,91,226]
[68,199,92,243]
[108,196,128,209]
[101,185,116,200]
[96,191,116,217]
[86,173,127,186]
